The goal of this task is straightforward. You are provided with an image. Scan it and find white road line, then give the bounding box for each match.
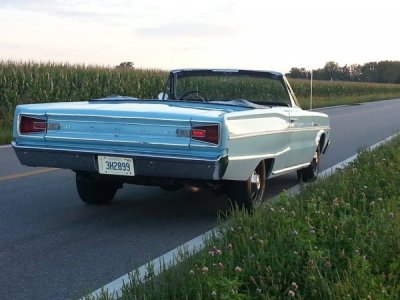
[0,144,11,149]
[84,229,218,299]
[83,132,399,300]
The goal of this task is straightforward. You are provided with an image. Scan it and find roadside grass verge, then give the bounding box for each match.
[297,93,400,109]
[90,136,400,299]
[292,78,400,108]
[0,125,12,145]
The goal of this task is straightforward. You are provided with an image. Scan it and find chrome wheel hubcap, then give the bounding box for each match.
[251,172,261,190]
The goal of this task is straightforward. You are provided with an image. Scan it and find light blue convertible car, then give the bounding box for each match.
[12,69,330,209]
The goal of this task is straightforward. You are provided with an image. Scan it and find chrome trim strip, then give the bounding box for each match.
[45,118,191,128]
[229,146,290,161]
[272,162,310,175]
[291,126,330,132]
[230,130,291,140]
[226,112,287,121]
[44,136,187,147]
[45,112,193,123]
[229,153,274,161]
[15,135,46,140]
[11,141,222,163]
[229,126,330,140]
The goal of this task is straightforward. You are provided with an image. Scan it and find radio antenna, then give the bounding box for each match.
[310,69,313,110]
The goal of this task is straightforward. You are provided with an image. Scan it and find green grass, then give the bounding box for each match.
[0,126,12,145]
[293,77,400,108]
[297,93,400,109]
[89,136,400,299]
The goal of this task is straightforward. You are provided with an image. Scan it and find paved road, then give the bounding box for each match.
[0,99,399,299]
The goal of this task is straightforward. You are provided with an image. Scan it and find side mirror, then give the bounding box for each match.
[158,92,168,100]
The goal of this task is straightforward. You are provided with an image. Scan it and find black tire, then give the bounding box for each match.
[227,161,266,211]
[297,146,321,182]
[76,172,119,205]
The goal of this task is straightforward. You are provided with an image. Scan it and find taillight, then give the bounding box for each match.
[191,124,219,145]
[20,115,47,134]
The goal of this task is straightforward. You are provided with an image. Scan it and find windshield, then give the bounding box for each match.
[168,70,292,107]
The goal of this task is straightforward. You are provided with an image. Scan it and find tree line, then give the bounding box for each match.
[287,61,400,84]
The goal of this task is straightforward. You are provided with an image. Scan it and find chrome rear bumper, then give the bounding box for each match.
[12,142,228,180]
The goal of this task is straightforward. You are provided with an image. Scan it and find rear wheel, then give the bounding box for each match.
[76,172,119,205]
[297,146,321,182]
[227,161,266,211]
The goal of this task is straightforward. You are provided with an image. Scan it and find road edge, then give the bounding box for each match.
[85,229,218,299]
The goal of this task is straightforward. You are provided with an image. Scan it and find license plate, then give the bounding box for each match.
[98,156,135,176]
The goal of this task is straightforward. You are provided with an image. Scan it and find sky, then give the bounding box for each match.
[0,0,399,72]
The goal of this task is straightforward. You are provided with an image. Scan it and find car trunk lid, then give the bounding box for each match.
[42,101,226,153]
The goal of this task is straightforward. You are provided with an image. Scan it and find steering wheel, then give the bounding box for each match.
[179,90,209,102]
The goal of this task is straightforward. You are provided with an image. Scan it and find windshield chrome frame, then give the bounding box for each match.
[164,69,294,107]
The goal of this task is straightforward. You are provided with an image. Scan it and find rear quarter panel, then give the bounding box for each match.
[222,108,291,180]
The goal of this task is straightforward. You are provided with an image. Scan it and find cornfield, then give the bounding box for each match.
[1,60,400,132]
[291,78,400,108]
[0,61,167,127]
